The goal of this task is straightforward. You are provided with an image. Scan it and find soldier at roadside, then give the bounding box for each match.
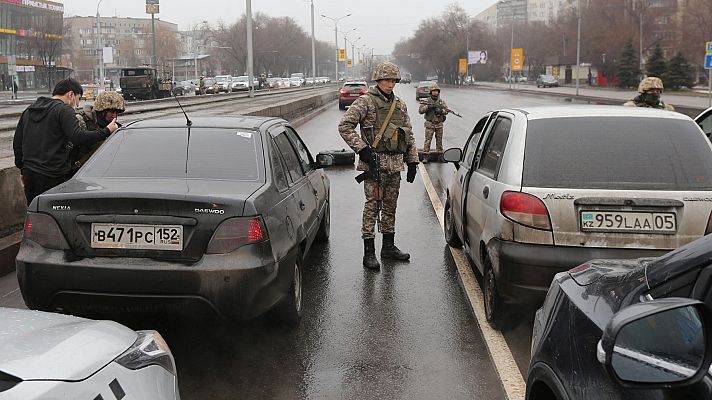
[69,91,125,175]
[14,78,118,205]
[199,76,206,95]
[623,77,675,111]
[338,62,419,270]
[418,83,448,163]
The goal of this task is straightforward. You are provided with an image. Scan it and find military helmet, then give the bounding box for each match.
[372,62,401,82]
[93,91,125,113]
[429,83,440,92]
[638,77,664,93]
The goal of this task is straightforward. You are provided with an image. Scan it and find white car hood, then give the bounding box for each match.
[0,308,137,381]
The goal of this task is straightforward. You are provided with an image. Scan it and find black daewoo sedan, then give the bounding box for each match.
[527,233,712,399]
[16,116,333,324]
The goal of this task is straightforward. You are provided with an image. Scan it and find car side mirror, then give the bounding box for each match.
[315,153,335,169]
[442,148,462,169]
[598,298,712,389]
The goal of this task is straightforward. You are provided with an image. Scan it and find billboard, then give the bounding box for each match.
[511,48,523,71]
[469,50,487,65]
[338,48,347,61]
[458,58,467,74]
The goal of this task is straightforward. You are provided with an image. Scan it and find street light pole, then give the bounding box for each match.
[96,0,103,87]
[310,0,316,87]
[321,13,351,82]
[575,0,581,96]
[246,0,255,98]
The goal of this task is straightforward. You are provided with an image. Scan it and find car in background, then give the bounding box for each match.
[214,75,233,93]
[339,80,368,110]
[16,116,334,325]
[527,232,712,399]
[290,77,303,87]
[266,77,281,89]
[536,74,559,88]
[290,72,305,85]
[231,75,250,91]
[401,73,412,84]
[697,107,712,139]
[416,80,435,100]
[442,106,712,328]
[194,77,218,95]
[0,307,179,399]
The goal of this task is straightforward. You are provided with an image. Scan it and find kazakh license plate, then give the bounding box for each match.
[580,211,676,234]
[91,223,183,250]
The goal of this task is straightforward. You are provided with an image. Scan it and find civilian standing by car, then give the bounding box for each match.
[418,82,448,163]
[338,62,419,270]
[13,78,118,205]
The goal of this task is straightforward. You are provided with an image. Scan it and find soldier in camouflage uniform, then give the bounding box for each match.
[69,91,125,175]
[338,61,420,270]
[418,82,447,163]
[623,77,675,111]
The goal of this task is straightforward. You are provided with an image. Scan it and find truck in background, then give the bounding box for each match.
[119,67,173,100]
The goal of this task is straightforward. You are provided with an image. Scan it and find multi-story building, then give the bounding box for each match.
[0,0,67,90]
[64,15,178,84]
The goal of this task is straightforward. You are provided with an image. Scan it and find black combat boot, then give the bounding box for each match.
[380,233,410,261]
[363,238,380,270]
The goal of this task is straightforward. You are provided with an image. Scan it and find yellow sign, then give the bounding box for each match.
[552,66,559,79]
[511,48,523,71]
[347,59,353,67]
[146,4,159,14]
[338,49,347,62]
[458,58,467,74]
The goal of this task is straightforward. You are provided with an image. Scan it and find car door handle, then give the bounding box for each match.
[312,188,318,196]
[299,201,306,211]
[482,186,489,199]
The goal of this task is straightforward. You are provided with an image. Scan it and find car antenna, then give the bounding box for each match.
[170,90,192,173]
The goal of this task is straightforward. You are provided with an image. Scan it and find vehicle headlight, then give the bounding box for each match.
[115,330,176,375]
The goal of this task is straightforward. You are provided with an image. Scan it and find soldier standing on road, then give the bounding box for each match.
[338,62,419,270]
[69,91,125,175]
[13,78,118,205]
[199,76,206,95]
[623,77,675,111]
[418,83,447,163]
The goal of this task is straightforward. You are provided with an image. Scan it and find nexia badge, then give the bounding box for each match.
[52,205,71,211]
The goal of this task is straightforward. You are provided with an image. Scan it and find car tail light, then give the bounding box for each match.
[500,191,552,231]
[359,88,368,95]
[22,212,70,249]
[206,216,267,254]
[705,210,712,235]
[339,89,348,95]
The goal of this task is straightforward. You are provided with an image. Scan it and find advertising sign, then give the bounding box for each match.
[103,47,113,64]
[338,48,347,62]
[347,59,353,67]
[146,4,159,14]
[146,0,159,4]
[469,50,487,65]
[511,48,523,72]
[458,58,467,74]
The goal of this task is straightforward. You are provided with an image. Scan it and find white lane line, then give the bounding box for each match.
[419,163,526,400]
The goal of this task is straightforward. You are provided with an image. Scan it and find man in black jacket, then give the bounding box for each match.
[14,78,119,205]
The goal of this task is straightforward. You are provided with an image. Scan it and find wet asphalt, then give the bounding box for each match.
[0,85,580,399]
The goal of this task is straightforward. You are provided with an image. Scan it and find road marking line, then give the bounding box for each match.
[419,163,526,400]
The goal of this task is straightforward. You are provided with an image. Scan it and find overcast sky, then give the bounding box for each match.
[65,0,499,54]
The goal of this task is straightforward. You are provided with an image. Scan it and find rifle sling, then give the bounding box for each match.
[371,97,398,149]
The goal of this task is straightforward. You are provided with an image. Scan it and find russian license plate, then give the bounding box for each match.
[91,223,183,250]
[580,211,676,234]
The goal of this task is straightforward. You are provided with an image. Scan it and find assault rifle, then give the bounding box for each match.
[421,100,462,118]
[355,151,383,232]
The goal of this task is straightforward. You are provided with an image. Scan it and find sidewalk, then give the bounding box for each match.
[473,81,711,112]
[0,90,43,106]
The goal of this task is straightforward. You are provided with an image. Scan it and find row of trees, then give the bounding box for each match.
[394,0,711,87]
[615,42,695,89]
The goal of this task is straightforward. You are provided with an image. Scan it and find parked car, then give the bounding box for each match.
[416,80,435,100]
[536,74,559,88]
[290,77,303,87]
[266,77,281,89]
[16,116,334,325]
[194,77,218,95]
[0,307,179,399]
[442,106,712,328]
[527,231,712,400]
[401,73,412,84]
[231,75,250,91]
[214,75,233,93]
[697,107,712,139]
[338,81,368,110]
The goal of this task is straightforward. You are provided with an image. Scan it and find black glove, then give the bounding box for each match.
[359,146,379,179]
[406,163,417,183]
[427,104,437,112]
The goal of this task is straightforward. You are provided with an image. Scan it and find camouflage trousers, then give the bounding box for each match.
[362,172,401,239]
[423,123,444,153]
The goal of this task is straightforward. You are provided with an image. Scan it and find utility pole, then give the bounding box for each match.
[96,0,103,87]
[246,0,254,98]
[575,0,581,96]
[321,13,351,82]
[151,14,157,68]
[310,0,316,87]
[639,0,644,76]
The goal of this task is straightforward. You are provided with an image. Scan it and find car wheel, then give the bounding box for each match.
[315,201,330,241]
[276,253,303,325]
[483,254,504,329]
[444,198,462,248]
[339,102,346,110]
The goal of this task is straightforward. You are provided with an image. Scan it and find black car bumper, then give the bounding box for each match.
[488,239,669,303]
[16,239,296,320]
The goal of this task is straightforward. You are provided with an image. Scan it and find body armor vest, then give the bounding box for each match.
[361,93,408,154]
[424,97,446,123]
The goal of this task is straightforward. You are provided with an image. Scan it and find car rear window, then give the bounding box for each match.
[82,128,264,182]
[523,117,712,190]
[344,84,365,89]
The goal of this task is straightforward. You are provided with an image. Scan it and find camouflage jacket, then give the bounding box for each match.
[338,86,419,173]
[418,96,448,126]
[69,106,110,173]
[622,96,675,111]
